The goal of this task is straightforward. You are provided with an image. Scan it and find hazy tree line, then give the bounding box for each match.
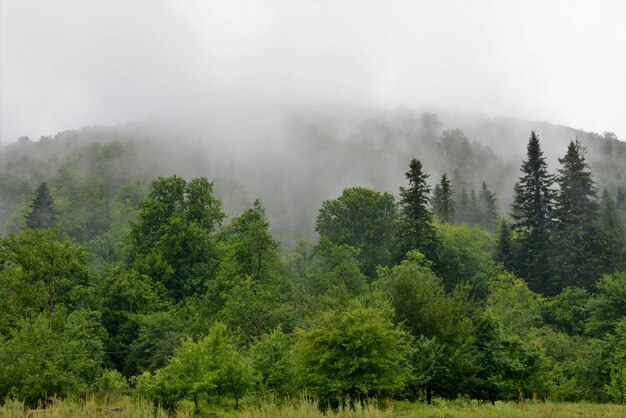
[1,119,626,411]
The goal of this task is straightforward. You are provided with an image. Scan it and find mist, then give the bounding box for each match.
[2,0,625,146]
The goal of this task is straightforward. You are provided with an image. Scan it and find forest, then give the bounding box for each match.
[1,111,625,416]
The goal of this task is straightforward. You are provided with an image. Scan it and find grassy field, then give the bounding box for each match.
[1,396,625,418]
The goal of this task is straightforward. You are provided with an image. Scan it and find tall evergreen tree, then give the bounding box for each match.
[552,140,606,290]
[477,182,497,231]
[432,174,455,223]
[511,131,556,294]
[599,190,626,271]
[25,182,58,229]
[455,187,471,224]
[494,219,513,271]
[397,159,439,263]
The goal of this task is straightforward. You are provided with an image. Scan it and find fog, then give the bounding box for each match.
[1,0,625,146]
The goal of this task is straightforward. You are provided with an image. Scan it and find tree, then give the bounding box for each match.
[599,190,626,271]
[212,200,293,340]
[586,272,626,336]
[294,300,412,408]
[494,219,513,271]
[511,131,556,294]
[133,322,254,410]
[128,176,225,300]
[249,328,295,398]
[477,182,497,231]
[0,308,105,406]
[25,182,57,229]
[552,140,606,291]
[432,174,455,223]
[0,227,92,324]
[315,187,398,277]
[470,315,545,404]
[397,159,439,263]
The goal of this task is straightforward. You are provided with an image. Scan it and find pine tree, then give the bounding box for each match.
[477,182,497,231]
[432,173,455,223]
[397,159,439,263]
[25,182,58,229]
[551,140,606,290]
[511,131,556,294]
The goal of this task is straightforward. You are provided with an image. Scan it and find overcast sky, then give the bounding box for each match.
[1,0,625,144]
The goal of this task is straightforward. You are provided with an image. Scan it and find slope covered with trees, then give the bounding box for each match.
[0,112,625,413]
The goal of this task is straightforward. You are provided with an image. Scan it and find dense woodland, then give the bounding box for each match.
[1,111,625,412]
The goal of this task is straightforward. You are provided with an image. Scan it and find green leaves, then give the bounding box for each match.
[294,301,412,405]
[316,187,398,277]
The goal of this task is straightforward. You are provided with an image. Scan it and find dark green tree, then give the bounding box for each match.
[477,182,497,231]
[494,219,513,271]
[315,187,398,277]
[397,159,439,263]
[432,174,455,223]
[511,131,556,294]
[25,182,58,229]
[127,176,225,300]
[552,140,606,291]
[294,300,412,408]
[599,190,626,271]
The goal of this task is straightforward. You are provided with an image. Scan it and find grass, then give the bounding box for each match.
[1,396,625,417]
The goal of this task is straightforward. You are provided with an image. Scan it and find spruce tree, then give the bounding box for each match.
[494,219,513,271]
[25,182,58,230]
[511,131,556,294]
[599,190,626,271]
[552,140,606,290]
[432,173,455,223]
[397,159,439,263]
[478,182,497,231]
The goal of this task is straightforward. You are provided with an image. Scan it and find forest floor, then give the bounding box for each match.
[1,396,625,418]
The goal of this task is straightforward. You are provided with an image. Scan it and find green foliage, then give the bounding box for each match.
[0,227,93,332]
[477,182,497,231]
[436,222,497,291]
[432,174,455,224]
[128,175,225,300]
[134,322,254,409]
[0,308,105,405]
[25,182,58,229]
[249,328,295,398]
[213,200,293,339]
[96,369,129,403]
[397,159,439,264]
[551,140,606,291]
[294,300,412,406]
[599,189,626,271]
[586,272,626,336]
[470,315,547,403]
[511,131,556,294]
[486,272,543,338]
[545,287,590,336]
[494,219,513,271]
[315,187,398,277]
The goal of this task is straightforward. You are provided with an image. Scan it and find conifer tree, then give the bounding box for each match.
[552,140,606,290]
[432,173,455,223]
[599,190,626,271]
[25,182,58,229]
[494,219,513,271]
[478,182,497,231]
[397,159,439,263]
[511,131,555,294]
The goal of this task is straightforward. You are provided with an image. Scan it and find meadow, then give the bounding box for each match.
[1,396,625,418]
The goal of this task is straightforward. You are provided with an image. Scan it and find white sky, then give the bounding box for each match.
[1,0,625,144]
